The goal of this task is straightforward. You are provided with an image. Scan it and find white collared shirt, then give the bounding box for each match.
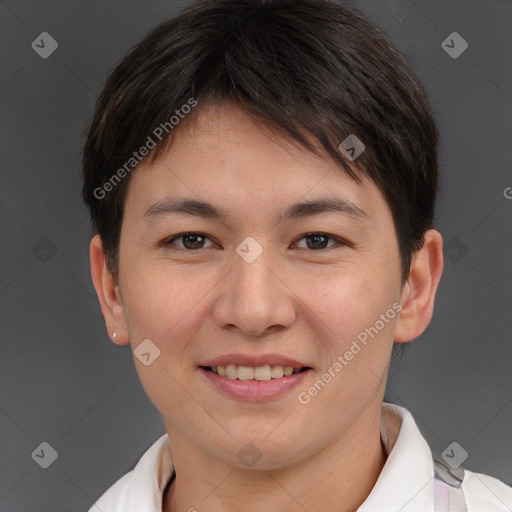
[89,402,512,512]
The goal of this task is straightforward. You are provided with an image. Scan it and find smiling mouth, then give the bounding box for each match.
[200,365,312,381]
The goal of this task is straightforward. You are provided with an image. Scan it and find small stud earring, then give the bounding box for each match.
[113,332,117,339]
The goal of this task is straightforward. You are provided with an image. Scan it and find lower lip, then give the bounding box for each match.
[199,367,312,401]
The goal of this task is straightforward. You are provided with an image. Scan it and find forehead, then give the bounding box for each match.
[125,102,389,224]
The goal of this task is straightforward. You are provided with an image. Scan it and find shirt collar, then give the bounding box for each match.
[117,402,435,512]
[357,402,435,512]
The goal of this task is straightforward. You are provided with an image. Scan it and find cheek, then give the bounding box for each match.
[122,265,215,352]
[299,268,372,328]
[122,269,210,409]
[298,269,397,412]
[297,266,397,354]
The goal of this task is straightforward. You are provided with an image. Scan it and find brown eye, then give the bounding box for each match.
[295,233,345,250]
[164,232,214,251]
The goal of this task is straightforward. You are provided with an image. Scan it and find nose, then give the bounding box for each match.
[212,247,297,337]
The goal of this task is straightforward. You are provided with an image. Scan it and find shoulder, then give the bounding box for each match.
[87,434,171,512]
[88,470,134,512]
[462,468,512,511]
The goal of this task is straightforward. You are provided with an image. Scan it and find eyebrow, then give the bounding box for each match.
[143,196,369,223]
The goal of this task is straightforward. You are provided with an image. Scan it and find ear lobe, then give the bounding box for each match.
[89,234,130,345]
[393,229,444,344]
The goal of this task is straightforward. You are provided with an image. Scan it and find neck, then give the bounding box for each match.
[163,405,388,512]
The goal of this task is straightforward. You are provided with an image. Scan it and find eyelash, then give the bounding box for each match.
[162,232,348,252]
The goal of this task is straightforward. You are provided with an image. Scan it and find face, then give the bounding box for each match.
[101,102,409,468]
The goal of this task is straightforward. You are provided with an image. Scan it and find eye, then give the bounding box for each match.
[163,232,215,251]
[294,232,346,250]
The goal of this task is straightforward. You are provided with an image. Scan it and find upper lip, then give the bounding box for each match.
[200,353,312,369]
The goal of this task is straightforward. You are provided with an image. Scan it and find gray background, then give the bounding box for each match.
[1,0,511,510]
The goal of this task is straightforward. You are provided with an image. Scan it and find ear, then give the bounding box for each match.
[89,234,130,345]
[394,229,444,343]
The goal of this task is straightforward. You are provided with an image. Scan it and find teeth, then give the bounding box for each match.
[209,364,304,380]
[237,365,254,380]
[271,365,284,378]
[225,364,237,379]
[254,365,272,380]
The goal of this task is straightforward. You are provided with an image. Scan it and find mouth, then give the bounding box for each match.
[200,364,312,381]
[198,363,313,401]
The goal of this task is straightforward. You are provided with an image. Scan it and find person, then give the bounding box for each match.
[81,0,512,510]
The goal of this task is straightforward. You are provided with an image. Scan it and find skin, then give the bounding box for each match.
[90,101,443,512]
